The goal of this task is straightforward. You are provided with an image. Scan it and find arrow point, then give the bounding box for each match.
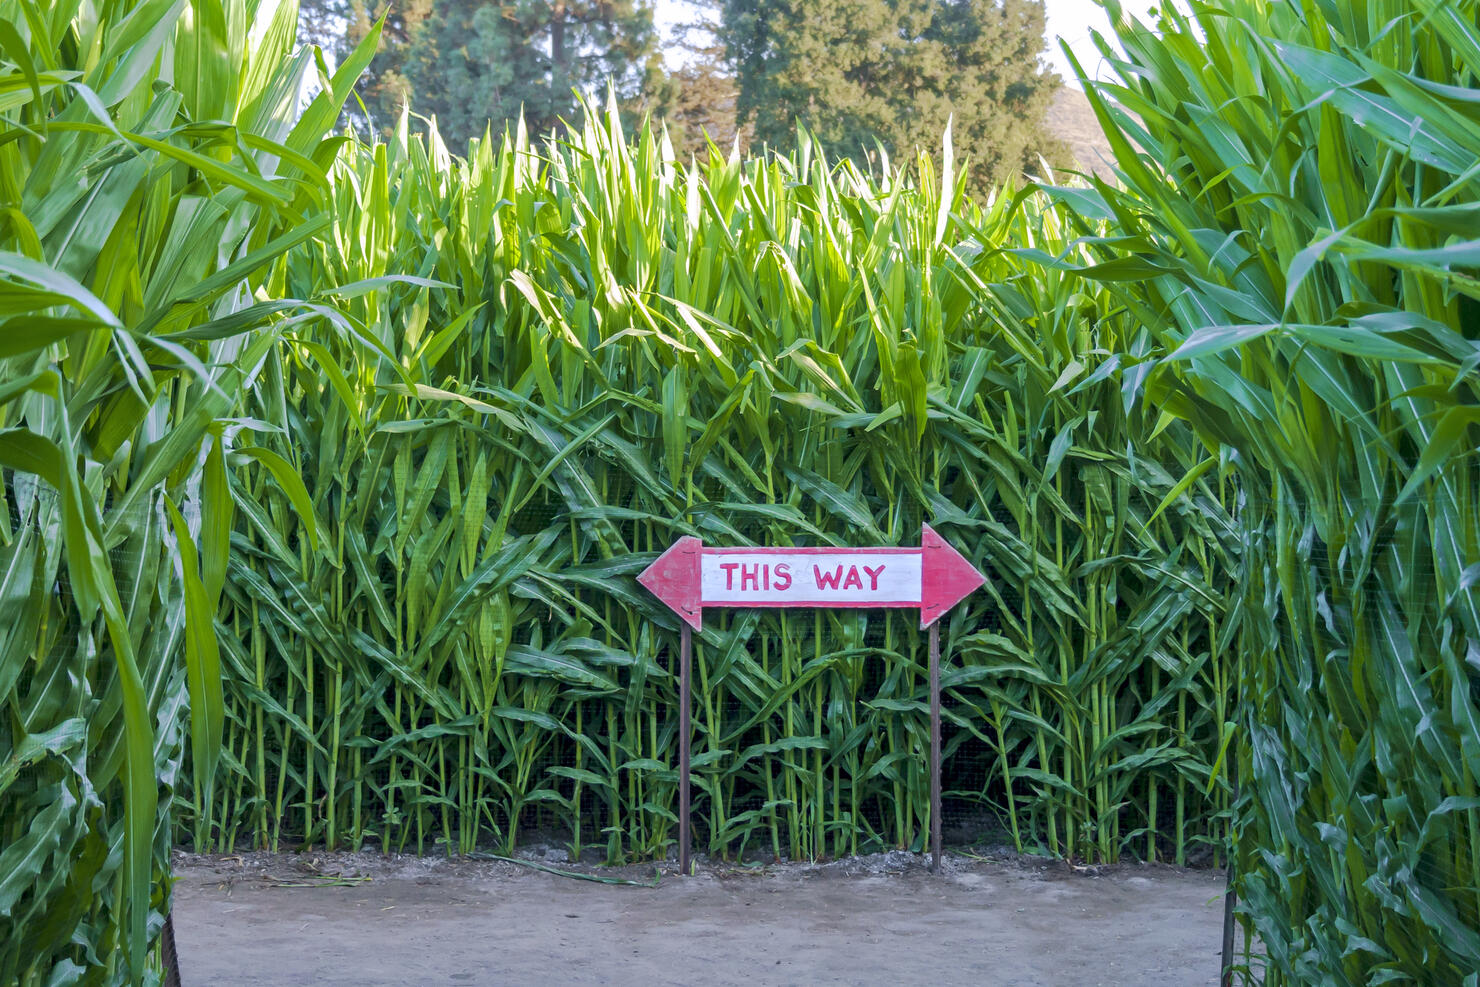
[920,523,986,628]
[638,536,703,631]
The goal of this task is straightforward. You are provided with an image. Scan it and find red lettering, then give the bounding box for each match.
[814,565,844,590]
[763,563,770,591]
[863,564,885,590]
[842,565,863,590]
[741,563,760,591]
[774,563,792,590]
[720,562,739,589]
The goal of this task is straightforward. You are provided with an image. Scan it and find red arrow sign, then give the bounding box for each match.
[638,524,985,631]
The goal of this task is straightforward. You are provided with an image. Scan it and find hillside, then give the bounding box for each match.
[1046,87,1116,181]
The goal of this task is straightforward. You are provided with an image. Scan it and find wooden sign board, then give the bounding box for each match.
[638,524,986,874]
[639,524,983,628]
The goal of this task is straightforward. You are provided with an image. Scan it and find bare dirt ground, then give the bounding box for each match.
[172,847,1231,986]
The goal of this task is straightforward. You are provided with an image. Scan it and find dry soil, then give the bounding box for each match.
[172,848,1230,986]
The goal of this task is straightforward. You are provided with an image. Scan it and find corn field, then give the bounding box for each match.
[189,108,1241,873]
[5,0,1480,984]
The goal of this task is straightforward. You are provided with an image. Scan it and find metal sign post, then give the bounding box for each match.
[679,623,692,876]
[639,523,985,873]
[929,621,942,872]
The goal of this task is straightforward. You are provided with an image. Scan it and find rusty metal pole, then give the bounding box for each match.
[162,909,181,987]
[929,622,942,873]
[1220,811,1238,986]
[1220,877,1237,987]
[679,623,692,876]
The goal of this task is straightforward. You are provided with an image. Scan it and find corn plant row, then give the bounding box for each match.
[1040,0,1480,981]
[181,104,1244,872]
[0,0,379,982]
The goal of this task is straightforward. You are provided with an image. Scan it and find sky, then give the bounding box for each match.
[651,0,1162,88]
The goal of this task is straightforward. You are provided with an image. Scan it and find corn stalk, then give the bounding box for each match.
[0,0,375,981]
[1040,0,1480,981]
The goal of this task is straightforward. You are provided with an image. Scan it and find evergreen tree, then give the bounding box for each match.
[648,0,752,156]
[718,0,1065,183]
[350,0,664,147]
[658,44,751,156]
[348,0,428,135]
[299,0,353,57]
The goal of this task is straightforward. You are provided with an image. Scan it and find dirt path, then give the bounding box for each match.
[172,849,1230,986]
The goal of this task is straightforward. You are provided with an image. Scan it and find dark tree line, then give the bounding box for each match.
[305,0,1065,183]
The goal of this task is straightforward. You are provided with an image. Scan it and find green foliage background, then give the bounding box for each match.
[329,0,1066,179]
[719,0,1068,182]
[348,0,665,144]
